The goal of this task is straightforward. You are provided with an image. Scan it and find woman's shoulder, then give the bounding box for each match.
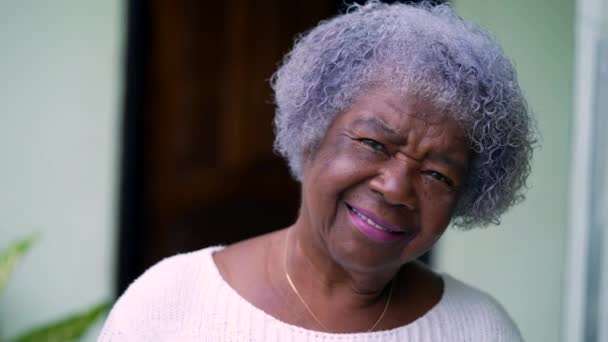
[435,273,524,341]
[124,246,221,296]
[98,246,223,339]
[440,273,514,316]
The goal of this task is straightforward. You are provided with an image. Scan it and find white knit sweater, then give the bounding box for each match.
[99,247,523,341]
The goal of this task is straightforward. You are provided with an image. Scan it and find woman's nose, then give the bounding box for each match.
[368,159,418,211]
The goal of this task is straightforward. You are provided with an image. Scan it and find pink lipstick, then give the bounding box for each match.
[346,204,406,243]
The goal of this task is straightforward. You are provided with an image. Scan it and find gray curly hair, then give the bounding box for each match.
[271,1,536,229]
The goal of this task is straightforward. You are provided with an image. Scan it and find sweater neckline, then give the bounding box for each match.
[202,245,452,338]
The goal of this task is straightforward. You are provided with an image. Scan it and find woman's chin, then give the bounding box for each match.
[323,226,410,273]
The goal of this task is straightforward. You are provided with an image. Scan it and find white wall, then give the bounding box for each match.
[0,0,123,340]
[435,1,574,342]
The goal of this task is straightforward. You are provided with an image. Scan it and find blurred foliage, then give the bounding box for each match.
[0,235,109,342]
[0,235,37,293]
[8,303,110,342]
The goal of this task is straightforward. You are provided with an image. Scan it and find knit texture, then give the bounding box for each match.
[99,247,524,341]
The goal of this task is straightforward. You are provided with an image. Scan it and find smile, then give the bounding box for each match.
[351,206,402,233]
[346,204,406,242]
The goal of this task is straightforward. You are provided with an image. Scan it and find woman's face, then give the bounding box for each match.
[299,88,471,273]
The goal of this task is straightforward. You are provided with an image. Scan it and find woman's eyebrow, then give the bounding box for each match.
[351,117,406,145]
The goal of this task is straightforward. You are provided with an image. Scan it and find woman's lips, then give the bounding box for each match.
[348,204,405,232]
[346,203,407,242]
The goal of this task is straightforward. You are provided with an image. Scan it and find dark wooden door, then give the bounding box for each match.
[118,0,335,292]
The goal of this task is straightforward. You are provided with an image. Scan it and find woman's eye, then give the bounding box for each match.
[360,138,386,152]
[425,171,454,187]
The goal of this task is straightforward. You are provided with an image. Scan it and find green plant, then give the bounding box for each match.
[0,235,110,342]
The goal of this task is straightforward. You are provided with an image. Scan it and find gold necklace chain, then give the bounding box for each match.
[283,229,394,332]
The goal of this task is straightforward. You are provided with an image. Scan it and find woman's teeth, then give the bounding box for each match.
[351,207,401,234]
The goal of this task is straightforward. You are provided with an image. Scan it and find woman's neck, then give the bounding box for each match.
[282,224,398,311]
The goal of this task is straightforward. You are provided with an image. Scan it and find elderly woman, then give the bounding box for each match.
[100,2,534,341]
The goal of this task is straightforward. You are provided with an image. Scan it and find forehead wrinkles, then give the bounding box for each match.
[347,87,468,150]
[384,93,454,131]
[390,110,454,142]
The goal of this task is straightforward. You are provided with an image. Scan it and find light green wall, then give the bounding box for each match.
[435,1,574,342]
[0,0,123,340]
